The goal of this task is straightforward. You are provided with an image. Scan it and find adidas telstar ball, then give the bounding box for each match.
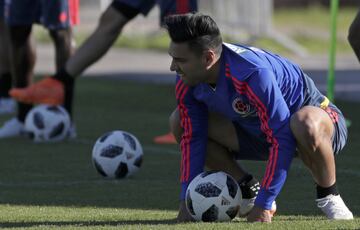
[24,104,71,142]
[92,130,143,179]
[186,171,242,222]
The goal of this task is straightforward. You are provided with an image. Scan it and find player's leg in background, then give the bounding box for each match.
[290,105,353,220]
[42,0,77,119]
[9,25,35,123]
[8,0,141,109]
[0,19,12,97]
[55,1,133,114]
[348,9,360,62]
[49,27,76,117]
[42,0,77,71]
[48,28,75,72]
[0,24,36,138]
[65,1,136,77]
[0,12,16,114]
[36,0,78,138]
[0,0,36,138]
[48,26,76,137]
[6,0,36,94]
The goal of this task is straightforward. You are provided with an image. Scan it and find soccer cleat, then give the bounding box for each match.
[238,176,261,217]
[153,132,177,144]
[316,194,353,220]
[0,97,16,114]
[0,117,24,138]
[238,197,256,217]
[9,78,64,105]
[238,198,277,217]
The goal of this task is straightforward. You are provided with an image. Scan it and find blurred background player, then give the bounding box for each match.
[0,0,79,138]
[0,0,16,114]
[9,0,197,143]
[348,8,360,63]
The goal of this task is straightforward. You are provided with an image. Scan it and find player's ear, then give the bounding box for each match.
[204,49,216,70]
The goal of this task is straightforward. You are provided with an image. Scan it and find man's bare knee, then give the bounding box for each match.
[291,106,333,154]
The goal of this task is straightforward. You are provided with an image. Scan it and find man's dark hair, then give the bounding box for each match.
[164,12,222,56]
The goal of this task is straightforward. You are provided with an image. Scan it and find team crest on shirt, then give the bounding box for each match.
[232,98,254,117]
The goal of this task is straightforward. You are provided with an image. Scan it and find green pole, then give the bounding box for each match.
[327,0,339,102]
[327,0,351,127]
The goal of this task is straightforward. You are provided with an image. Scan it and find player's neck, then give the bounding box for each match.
[206,57,221,85]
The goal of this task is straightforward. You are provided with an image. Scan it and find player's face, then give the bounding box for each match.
[168,41,208,86]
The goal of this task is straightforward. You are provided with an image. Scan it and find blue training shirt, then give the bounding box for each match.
[177,43,308,210]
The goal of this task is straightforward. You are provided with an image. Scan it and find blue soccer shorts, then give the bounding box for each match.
[5,0,78,29]
[112,0,198,24]
[302,74,347,155]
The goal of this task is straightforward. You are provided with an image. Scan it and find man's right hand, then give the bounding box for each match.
[176,200,195,222]
[247,205,273,223]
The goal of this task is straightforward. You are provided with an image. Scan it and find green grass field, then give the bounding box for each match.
[0,78,358,229]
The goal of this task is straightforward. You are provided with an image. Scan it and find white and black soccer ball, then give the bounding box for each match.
[92,130,143,179]
[186,171,242,222]
[24,104,71,142]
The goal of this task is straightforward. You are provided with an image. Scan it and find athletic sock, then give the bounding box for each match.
[53,68,75,118]
[17,102,32,123]
[53,68,74,84]
[238,174,260,199]
[0,72,12,97]
[316,182,339,199]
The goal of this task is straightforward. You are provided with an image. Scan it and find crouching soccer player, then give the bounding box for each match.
[163,13,353,222]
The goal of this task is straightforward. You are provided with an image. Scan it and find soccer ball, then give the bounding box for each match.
[24,104,71,142]
[92,130,143,179]
[186,171,241,222]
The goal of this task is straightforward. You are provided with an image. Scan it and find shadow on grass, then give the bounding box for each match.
[0,219,179,228]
